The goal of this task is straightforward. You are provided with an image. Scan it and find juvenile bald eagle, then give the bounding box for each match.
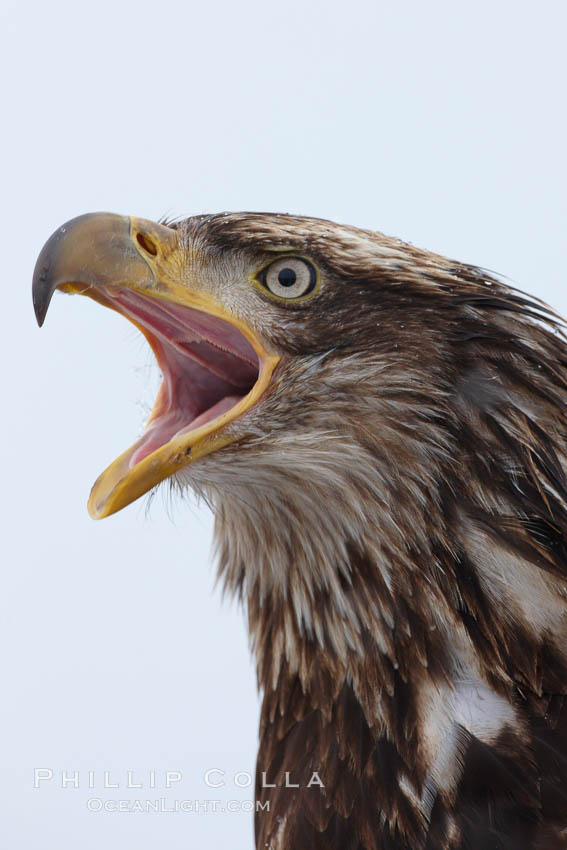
[33,212,567,849]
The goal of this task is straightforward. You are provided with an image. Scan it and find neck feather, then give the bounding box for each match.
[198,320,567,848]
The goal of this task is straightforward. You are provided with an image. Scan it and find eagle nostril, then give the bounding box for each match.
[136,232,158,256]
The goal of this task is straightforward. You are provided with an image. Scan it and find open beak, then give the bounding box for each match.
[33,213,279,519]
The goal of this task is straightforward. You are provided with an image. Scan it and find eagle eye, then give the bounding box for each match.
[257,257,317,300]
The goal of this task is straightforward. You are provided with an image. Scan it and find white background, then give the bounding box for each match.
[1,1,566,848]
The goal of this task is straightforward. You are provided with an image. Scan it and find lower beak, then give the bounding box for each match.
[33,212,278,518]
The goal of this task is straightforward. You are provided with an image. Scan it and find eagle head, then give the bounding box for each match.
[33,211,567,849]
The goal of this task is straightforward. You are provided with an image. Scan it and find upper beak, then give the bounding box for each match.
[33,212,278,518]
[33,212,176,327]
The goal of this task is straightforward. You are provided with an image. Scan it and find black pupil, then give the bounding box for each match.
[277,267,297,287]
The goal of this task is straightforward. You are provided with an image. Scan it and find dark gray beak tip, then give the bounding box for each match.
[32,215,97,328]
[32,221,71,328]
[32,261,52,327]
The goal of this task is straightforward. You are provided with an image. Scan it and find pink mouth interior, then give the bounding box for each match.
[102,288,260,467]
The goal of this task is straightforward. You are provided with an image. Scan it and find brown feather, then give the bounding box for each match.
[169,212,567,848]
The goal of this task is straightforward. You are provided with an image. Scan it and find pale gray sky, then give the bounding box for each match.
[2,1,566,848]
